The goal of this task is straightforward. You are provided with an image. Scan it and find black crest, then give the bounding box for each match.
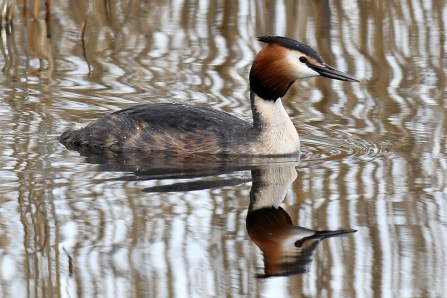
[258,36,324,64]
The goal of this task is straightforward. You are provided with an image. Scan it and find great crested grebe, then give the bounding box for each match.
[59,36,359,155]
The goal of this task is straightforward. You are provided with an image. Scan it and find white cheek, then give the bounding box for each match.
[287,55,320,79]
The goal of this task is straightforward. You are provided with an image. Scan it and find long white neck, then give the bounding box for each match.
[251,93,300,155]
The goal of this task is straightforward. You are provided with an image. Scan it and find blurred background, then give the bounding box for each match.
[0,0,446,297]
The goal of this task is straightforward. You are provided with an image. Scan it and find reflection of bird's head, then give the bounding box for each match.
[247,164,356,277]
[246,206,357,278]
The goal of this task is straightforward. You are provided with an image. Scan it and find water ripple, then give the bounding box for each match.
[300,127,386,162]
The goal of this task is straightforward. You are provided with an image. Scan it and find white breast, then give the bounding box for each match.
[251,95,300,155]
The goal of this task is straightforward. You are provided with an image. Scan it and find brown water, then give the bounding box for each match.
[0,0,446,297]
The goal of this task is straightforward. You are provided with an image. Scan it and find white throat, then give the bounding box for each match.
[252,95,300,155]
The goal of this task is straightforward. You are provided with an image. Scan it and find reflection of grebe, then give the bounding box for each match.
[60,36,359,155]
[247,166,356,277]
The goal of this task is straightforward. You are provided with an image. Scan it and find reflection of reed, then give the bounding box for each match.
[0,0,14,23]
[28,19,52,71]
[0,0,53,80]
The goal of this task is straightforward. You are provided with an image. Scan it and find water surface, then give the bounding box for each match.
[0,0,446,297]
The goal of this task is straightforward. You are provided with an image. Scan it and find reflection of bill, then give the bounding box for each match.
[246,166,356,278]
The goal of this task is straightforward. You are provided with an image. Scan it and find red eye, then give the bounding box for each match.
[299,56,307,63]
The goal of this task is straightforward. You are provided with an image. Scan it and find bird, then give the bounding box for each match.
[59,36,359,155]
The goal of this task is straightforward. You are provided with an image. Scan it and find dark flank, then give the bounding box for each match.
[59,103,256,154]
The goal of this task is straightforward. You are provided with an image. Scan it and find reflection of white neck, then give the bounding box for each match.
[252,95,300,155]
[250,165,298,211]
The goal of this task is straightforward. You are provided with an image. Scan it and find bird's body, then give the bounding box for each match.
[59,36,359,155]
[60,93,299,155]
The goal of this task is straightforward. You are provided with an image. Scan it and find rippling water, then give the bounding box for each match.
[0,0,446,297]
